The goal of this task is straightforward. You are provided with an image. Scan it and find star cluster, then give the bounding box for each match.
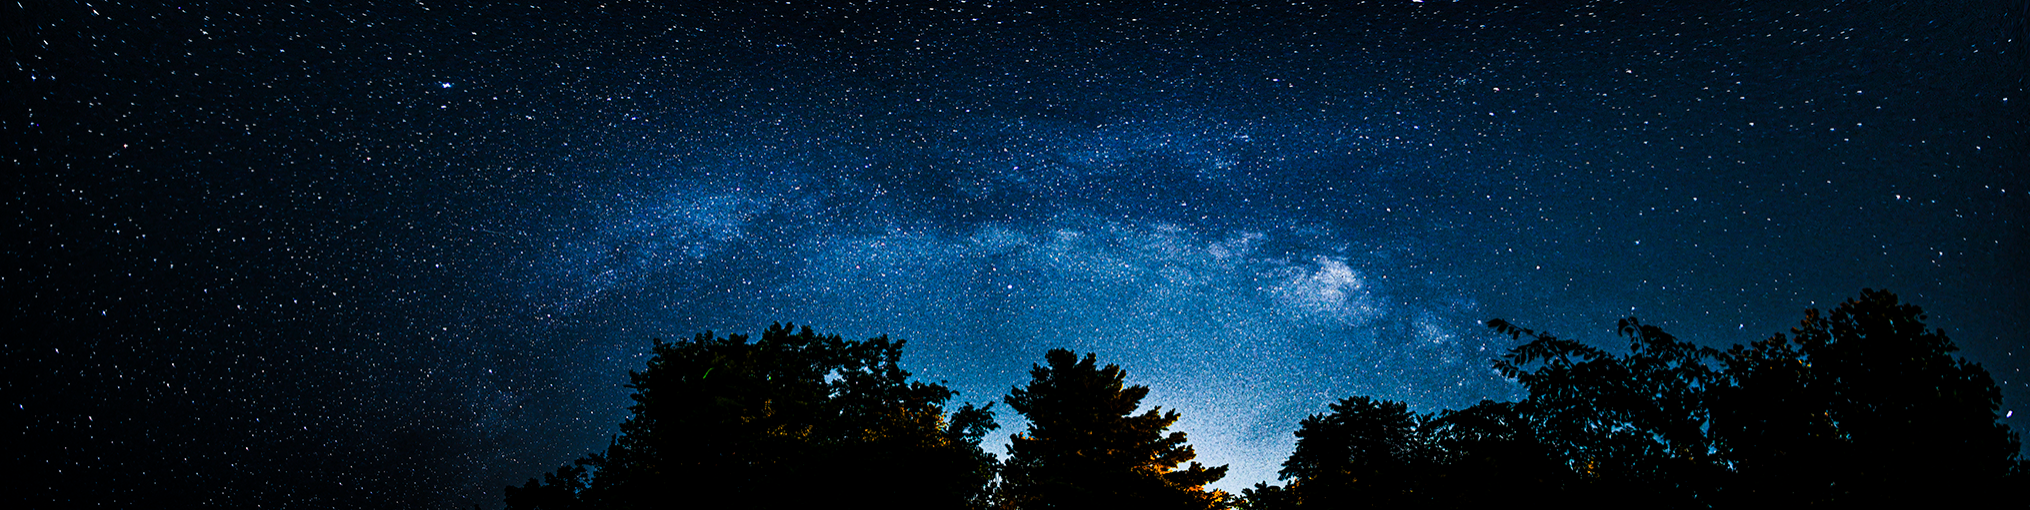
[8,1,2026,508]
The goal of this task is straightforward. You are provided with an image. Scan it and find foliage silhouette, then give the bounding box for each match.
[507,290,2019,509]
[1254,397,1572,509]
[1274,396,1438,507]
[1711,288,2020,505]
[504,324,998,510]
[1418,399,1572,505]
[503,461,591,510]
[1244,289,2019,509]
[997,349,1230,510]
[1485,316,1730,504]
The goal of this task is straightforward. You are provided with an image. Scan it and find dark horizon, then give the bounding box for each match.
[9,1,2027,507]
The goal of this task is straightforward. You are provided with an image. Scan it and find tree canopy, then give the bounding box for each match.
[1711,289,2019,505]
[509,289,2020,509]
[1243,289,2021,509]
[505,324,998,510]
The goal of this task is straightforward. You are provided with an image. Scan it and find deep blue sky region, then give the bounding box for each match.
[9,1,2027,507]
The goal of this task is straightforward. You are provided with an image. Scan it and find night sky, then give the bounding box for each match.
[9,1,2027,507]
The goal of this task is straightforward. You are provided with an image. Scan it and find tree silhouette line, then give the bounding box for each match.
[506,289,2021,509]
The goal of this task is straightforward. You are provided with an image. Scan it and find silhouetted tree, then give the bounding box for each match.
[1712,289,2020,505]
[1273,396,1437,507]
[506,324,998,510]
[1252,289,2019,508]
[1234,482,1297,510]
[997,349,1229,510]
[515,289,2019,509]
[1487,316,1728,505]
[1708,318,1844,504]
[1419,399,1572,506]
[502,460,592,510]
[1246,398,1579,510]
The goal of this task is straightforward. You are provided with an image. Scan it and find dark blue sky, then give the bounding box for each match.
[10,1,2026,507]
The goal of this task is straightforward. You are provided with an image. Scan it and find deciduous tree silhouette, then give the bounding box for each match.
[503,461,591,510]
[1419,399,1571,505]
[1274,396,1438,508]
[1249,397,1575,510]
[1246,289,2017,509]
[505,324,998,510]
[1487,316,1729,505]
[1712,288,2020,505]
[997,349,1229,510]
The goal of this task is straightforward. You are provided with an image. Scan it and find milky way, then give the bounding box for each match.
[11,2,2027,508]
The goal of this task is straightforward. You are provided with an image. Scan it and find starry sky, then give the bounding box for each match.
[8,1,2027,507]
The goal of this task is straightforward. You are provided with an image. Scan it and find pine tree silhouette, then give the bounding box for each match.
[997,349,1228,510]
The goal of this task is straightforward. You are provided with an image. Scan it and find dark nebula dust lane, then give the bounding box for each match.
[8,1,2027,507]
